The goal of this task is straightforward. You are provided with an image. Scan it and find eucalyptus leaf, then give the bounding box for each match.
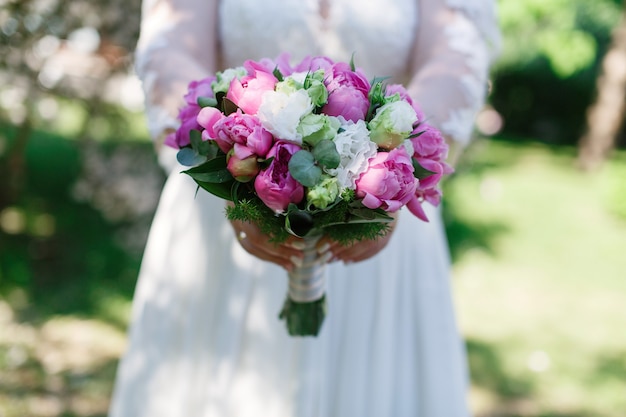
[412,158,437,180]
[312,140,340,169]
[197,139,219,159]
[288,150,322,187]
[189,129,203,150]
[176,147,207,167]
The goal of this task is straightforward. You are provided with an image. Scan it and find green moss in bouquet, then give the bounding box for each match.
[310,196,393,246]
[225,198,291,243]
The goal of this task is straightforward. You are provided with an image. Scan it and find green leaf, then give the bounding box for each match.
[273,66,284,82]
[347,207,394,223]
[176,147,207,166]
[312,140,340,169]
[197,96,218,108]
[195,179,235,201]
[349,52,356,72]
[288,150,322,187]
[222,97,239,115]
[183,156,233,183]
[412,158,436,180]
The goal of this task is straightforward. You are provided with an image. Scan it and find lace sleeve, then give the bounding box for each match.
[407,0,500,156]
[135,0,220,141]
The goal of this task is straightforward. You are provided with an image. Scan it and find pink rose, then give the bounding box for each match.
[355,147,418,212]
[227,60,278,115]
[165,76,216,148]
[322,62,370,122]
[254,142,304,213]
[212,111,274,157]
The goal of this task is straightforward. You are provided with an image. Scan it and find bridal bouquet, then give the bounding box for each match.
[166,54,452,336]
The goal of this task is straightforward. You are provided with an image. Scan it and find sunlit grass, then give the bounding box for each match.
[446,138,626,417]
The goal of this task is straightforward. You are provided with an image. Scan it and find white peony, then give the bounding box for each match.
[326,118,378,190]
[257,89,313,144]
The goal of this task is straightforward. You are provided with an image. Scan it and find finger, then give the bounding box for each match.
[231,220,303,268]
[236,234,296,271]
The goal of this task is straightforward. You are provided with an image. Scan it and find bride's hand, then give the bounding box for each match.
[230,218,308,272]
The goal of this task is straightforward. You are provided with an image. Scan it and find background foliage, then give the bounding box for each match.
[491,0,624,145]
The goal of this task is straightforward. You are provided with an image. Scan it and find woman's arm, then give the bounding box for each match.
[135,0,220,146]
[407,0,499,165]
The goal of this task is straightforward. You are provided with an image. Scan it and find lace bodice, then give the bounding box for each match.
[135,0,499,153]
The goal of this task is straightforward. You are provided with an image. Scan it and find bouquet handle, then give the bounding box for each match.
[279,235,327,336]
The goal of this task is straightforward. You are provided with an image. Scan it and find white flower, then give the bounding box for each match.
[368,100,418,149]
[326,118,377,190]
[258,89,314,144]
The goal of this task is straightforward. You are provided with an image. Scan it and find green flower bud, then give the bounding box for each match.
[307,176,340,210]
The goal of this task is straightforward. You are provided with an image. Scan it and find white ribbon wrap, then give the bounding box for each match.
[287,236,327,303]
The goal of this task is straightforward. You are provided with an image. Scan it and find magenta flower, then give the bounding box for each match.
[322,62,370,122]
[254,142,304,213]
[227,60,278,115]
[355,147,418,212]
[165,76,216,148]
[212,110,274,157]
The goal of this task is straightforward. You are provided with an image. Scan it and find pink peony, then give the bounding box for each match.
[212,110,274,157]
[322,62,370,122]
[410,123,450,162]
[197,107,225,141]
[226,151,260,182]
[355,147,418,212]
[414,157,445,191]
[226,60,278,115]
[165,76,216,148]
[407,188,442,222]
[254,142,304,213]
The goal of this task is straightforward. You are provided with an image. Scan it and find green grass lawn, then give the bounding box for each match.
[0,131,625,416]
[445,138,626,416]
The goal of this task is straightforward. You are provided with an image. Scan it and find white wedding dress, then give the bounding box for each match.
[109,1,499,416]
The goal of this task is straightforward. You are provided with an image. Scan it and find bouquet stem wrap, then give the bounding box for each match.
[279,235,327,336]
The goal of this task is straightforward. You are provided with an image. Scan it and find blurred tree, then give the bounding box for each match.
[491,0,622,146]
[0,0,142,207]
[577,3,626,171]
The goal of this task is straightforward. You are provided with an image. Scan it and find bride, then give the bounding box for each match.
[109,0,499,416]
